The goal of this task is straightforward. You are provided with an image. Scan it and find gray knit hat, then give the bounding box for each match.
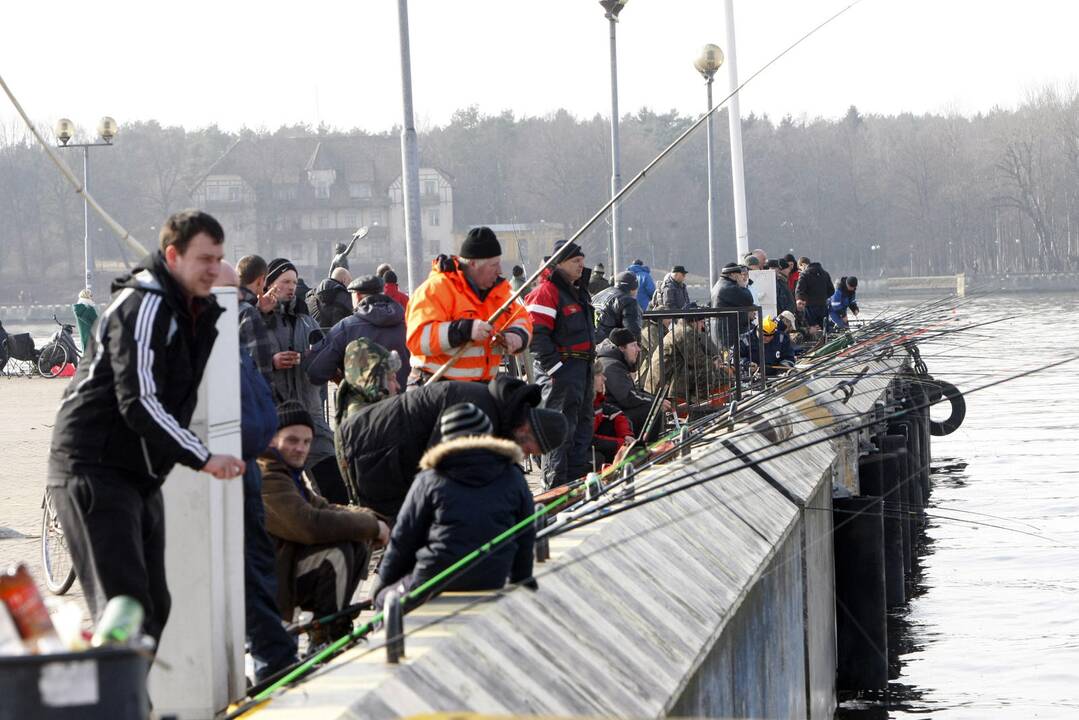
[440,403,493,440]
[527,408,568,454]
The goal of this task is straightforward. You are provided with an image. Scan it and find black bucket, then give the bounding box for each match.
[0,646,149,720]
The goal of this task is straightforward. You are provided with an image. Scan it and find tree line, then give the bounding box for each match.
[2,88,1078,304]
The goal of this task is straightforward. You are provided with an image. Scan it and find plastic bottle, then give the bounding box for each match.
[0,603,27,656]
[0,564,64,654]
[91,596,144,647]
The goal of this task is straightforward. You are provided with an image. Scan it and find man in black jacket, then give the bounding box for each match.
[48,210,245,645]
[711,262,755,346]
[306,267,354,329]
[372,403,535,609]
[596,328,671,441]
[794,259,834,329]
[525,240,596,488]
[594,271,643,344]
[337,374,567,517]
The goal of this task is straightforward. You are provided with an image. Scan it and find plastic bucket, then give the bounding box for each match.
[0,645,149,720]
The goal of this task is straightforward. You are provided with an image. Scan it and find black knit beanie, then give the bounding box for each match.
[614,271,638,290]
[528,408,568,455]
[440,403,493,440]
[552,240,585,261]
[277,400,313,431]
[460,227,502,259]
[265,258,297,290]
[609,328,636,348]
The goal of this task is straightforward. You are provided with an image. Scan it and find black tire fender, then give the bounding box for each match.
[929,379,965,436]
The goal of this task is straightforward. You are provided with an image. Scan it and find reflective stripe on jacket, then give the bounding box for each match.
[405,256,532,382]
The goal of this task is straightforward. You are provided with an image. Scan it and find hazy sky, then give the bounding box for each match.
[1,0,1076,135]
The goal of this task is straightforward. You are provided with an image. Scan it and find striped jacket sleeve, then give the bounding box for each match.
[406,275,463,360]
[109,292,211,470]
[525,283,562,375]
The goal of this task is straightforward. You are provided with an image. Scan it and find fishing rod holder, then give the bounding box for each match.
[534,503,550,563]
[384,591,405,664]
[679,425,692,458]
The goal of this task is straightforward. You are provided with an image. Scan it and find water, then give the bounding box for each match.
[838,292,1079,719]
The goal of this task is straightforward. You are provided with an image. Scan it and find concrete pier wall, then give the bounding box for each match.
[251,357,901,720]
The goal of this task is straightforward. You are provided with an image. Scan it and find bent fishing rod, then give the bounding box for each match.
[425,0,867,383]
[0,74,148,260]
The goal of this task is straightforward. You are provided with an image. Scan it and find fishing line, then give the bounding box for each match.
[0,74,147,259]
[426,0,869,382]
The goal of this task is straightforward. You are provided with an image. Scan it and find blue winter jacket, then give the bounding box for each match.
[743,329,796,377]
[827,280,859,330]
[626,263,656,312]
[241,349,278,462]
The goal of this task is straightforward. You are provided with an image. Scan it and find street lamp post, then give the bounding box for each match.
[600,0,627,271]
[396,0,424,292]
[723,0,750,257]
[694,44,724,296]
[56,116,117,295]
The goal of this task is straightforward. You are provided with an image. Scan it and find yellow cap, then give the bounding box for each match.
[761,315,778,335]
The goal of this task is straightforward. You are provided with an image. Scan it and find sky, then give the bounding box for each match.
[1,0,1077,136]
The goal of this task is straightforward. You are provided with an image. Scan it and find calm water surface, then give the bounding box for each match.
[839,293,1079,719]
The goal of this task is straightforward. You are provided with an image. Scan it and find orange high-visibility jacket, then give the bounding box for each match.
[405,256,533,382]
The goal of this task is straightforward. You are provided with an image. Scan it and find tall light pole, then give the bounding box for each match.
[56,116,117,295]
[723,0,749,257]
[695,44,724,295]
[396,0,424,292]
[600,0,627,271]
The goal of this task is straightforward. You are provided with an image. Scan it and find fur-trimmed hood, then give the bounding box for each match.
[419,436,523,471]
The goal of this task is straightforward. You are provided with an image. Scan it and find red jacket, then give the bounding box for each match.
[787,269,800,292]
[593,393,632,440]
[385,282,409,309]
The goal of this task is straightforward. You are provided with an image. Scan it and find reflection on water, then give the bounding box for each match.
[837,293,1079,719]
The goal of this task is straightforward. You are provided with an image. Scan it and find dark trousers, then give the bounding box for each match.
[242,461,298,680]
[804,304,828,328]
[538,359,594,488]
[293,541,366,638]
[50,469,171,645]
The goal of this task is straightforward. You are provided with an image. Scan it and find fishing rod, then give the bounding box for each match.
[548,355,1079,538]
[288,409,1074,689]
[425,0,868,383]
[0,73,148,260]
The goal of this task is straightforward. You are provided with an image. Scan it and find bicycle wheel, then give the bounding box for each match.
[37,342,69,378]
[41,491,76,595]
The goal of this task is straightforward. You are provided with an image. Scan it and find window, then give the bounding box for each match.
[349,182,372,199]
[427,208,440,227]
[314,184,331,199]
[368,209,383,226]
[274,185,297,201]
[318,214,331,229]
[205,178,244,203]
[423,180,438,196]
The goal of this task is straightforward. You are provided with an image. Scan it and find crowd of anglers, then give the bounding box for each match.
[43,209,862,687]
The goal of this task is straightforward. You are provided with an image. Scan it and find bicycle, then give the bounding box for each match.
[36,315,81,378]
[41,489,76,595]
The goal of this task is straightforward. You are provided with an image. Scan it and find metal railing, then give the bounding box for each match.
[638,306,764,412]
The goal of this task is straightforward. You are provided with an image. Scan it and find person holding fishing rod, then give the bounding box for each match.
[404,226,533,386]
[525,240,598,488]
